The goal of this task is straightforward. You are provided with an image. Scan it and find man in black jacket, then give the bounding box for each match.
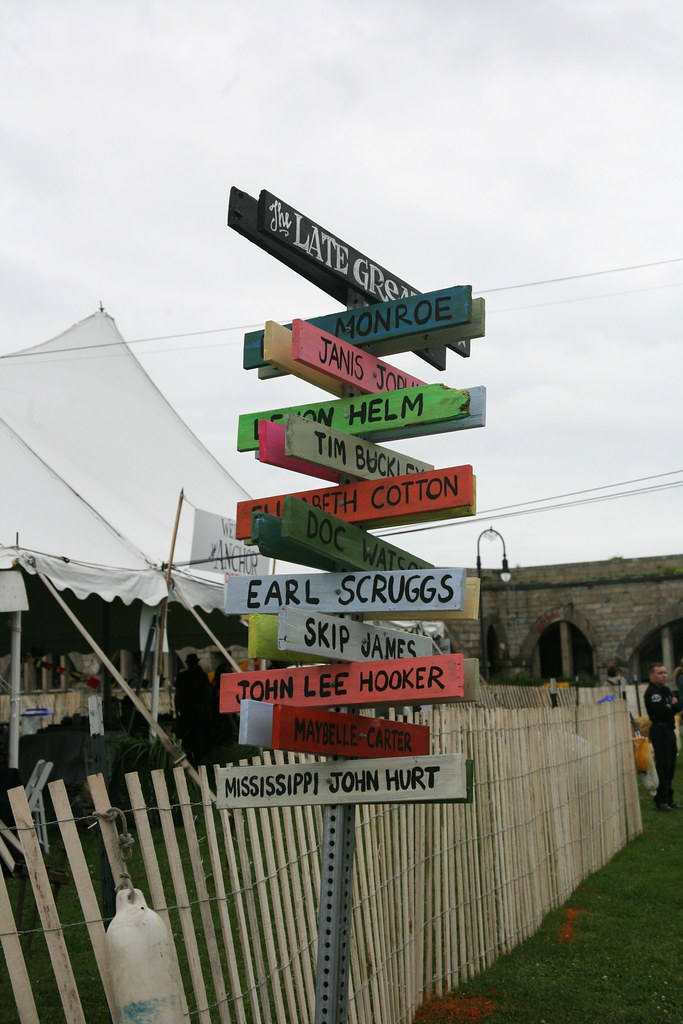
[644,662,681,811]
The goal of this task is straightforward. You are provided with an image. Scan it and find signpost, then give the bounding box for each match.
[226,184,486,1024]
[235,463,476,541]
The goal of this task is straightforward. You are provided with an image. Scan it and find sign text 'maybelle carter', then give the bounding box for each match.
[258,191,418,304]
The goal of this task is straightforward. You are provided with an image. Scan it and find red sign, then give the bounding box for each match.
[272,705,430,758]
[219,653,464,712]
[257,420,340,483]
[235,464,474,540]
[291,318,427,394]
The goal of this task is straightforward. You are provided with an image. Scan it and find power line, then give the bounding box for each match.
[2,256,680,360]
[377,472,683,539]
[479,256,683,293]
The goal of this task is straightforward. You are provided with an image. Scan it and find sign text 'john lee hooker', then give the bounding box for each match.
[218,653,465,712]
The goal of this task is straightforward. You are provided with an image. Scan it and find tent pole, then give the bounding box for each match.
[172,589,241,672]
[36,572,207,794]
[8,612,22,770]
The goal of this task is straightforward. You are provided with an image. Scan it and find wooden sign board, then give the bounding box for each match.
[238,700,431,758]
[229,186,448,371]
[235,464,475,540]
[262,319,427,396]
[216,754,473,809]
[263,322,347,397]
[242,285,479,372]
[282,495,432,572]
[219,652,465,711]
[225,568,466,617]
[258,190,419,303]
[247,609,437,663]
[250,511,338,573]
[284,415,434,481]
[257,420,340,484]
[237,383,483,451]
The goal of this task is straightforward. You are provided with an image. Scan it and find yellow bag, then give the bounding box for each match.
[632,736,649,772]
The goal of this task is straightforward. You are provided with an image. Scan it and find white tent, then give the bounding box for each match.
[0,310,252,611]
[0,311,255,771]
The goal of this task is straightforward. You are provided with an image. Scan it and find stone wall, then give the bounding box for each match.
[446,553,683,682]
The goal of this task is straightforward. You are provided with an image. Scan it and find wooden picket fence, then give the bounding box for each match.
[0,698,641,1024]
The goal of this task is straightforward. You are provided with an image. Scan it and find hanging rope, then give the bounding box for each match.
[91,806,136,897]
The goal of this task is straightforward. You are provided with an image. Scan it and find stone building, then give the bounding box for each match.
[446,553,683,683]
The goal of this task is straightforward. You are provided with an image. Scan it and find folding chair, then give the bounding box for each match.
[24,760,53,853]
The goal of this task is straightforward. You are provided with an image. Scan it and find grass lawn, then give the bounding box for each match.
[415,761,683,1024]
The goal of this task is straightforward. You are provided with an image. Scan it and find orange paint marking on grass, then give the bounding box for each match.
[558,906,583,943]
[414,993,500,1022]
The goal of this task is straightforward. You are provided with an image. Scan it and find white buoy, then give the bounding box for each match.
[106,887,184,1024]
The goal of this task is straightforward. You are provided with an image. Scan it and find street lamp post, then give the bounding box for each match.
[476,528,511,681]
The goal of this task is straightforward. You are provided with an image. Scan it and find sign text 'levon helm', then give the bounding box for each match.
[284,415,434,481]
[235,464,475,541]
[237,383,485,451]
[238,699,431,759]
[215,754,473,809]
[242,286,481,372]
[224,568,466,617]
[218,653,465,712]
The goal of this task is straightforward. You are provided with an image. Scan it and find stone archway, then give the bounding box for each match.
[620,600,683,681]
[481,613,509,678]
[520,604,599,680]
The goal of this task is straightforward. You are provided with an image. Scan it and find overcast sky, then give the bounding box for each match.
[2,0,681,571]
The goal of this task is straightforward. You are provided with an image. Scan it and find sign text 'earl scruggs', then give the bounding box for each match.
[258,191,418,304]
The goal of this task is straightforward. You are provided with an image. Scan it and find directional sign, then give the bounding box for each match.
[249,511,337,572]
[242,287,482,372]
[229,187,449,371]
[247,609,438,663]
[225,567,468,621]
[235,464,475,541]
[262,319,428,396]
[262,322,348,397]
[216,754,473,809]
[238,700,431,758]
[281,495,432,572]
[257,420,341,483]
[258,190,419,303]
[284,415,434,481]
[219,652,465,711]
[238,383,480,452]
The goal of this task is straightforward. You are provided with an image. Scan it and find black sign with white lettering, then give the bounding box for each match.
[257,191,417,305]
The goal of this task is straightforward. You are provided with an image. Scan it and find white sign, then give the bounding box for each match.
[191,509,268,576]
[216,754,472,809]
